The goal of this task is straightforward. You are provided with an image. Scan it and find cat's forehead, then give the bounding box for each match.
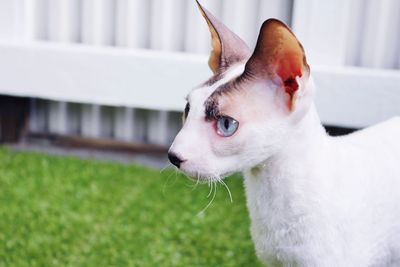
[188,64,246,108]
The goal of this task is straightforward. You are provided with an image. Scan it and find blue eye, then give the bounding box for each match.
[216,116,239,137]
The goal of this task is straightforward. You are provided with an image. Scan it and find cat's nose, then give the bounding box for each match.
[168,152,184,168]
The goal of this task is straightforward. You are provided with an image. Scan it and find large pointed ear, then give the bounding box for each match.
[244,19,309,110]
[196,1,251,74]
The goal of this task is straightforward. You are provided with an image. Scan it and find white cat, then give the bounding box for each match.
[168,2,400,266]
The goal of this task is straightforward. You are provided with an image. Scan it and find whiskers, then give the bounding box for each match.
[161,163,178,195]
[217,178,233,203]
[159,162,172,174]
[198,179,217,215]
[161,163,234,215]
[197,173,233,216]
[190,173,201,191]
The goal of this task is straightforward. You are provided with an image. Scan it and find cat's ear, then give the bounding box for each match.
[196,0,251,74]
[244,19,309,110]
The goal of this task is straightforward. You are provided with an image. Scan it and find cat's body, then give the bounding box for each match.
[244,103,400,266]
[168,2,400,266]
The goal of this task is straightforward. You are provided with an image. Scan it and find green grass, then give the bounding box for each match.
[0,148,263,267]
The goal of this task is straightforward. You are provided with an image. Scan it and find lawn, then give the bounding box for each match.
[0,148,263,267]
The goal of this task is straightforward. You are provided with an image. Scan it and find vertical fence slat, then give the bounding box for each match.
[14,0,49,41]
[80,0,116,139]
[292,0,352,66]
[100,106,114,138]
[67,103,81,135]
[147,110,169,146]
[184,0,222,54]
[167,112,182,145]
[81,0,115,45]
[344,0,365,66]
[0,1,19,40]
[114,0,148,142]
[81,104,101,138]
[359,0,400,68]
[222,0,259,48]
[0,0,47,41]
[258,0,293,27]
[150,0,186,51]
[29,99,40,133]
[48,0,80,42]
[46,0,81,136]
[115,0,150,48]
[48,101,68,134]
[149,0,185,145]
[114,107,134,141]
[134,109,148,143]
[31,0,49,40]
[29,99,48,133]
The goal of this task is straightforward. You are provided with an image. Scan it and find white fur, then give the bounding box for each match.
[170,64,400,266]
[169,64,246,179]
[244,104,400,267]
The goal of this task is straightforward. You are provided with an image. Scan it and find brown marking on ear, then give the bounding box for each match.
[196,3,221,72]
[244,19,309,110]
[196,0,251,74]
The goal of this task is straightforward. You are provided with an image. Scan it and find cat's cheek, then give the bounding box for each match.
[210,133,246,158]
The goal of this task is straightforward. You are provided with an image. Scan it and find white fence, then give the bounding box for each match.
[0,0,399,146]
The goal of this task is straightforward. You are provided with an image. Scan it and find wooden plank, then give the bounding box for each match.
[0,41,399,128]
[27,132,168,154]
[314,65,400,128]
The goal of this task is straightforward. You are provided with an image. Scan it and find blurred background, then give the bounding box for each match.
[0,0,399,161]
[0,1,400,266]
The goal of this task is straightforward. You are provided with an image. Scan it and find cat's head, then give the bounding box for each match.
[168,1,313,181]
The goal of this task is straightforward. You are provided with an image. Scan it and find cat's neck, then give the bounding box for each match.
[242,103,328,263]
[272,103,327,174]
[243,103,327,207]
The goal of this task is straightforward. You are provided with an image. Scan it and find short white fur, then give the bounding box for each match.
[169,4,400,266]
